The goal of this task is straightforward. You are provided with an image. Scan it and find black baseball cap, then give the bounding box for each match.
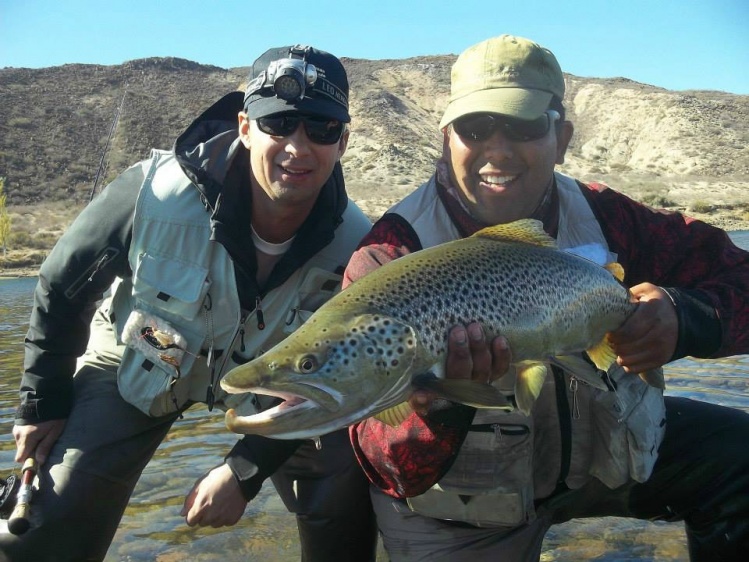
[243,45,350,122]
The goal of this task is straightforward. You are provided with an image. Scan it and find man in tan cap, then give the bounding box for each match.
[343,34,749,561]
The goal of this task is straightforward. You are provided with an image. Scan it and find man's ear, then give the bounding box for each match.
[555,121,574,165]
[238,112,252,149]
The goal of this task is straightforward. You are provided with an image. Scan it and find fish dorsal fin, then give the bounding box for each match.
[604,262,625,282]
[473,219,556,248]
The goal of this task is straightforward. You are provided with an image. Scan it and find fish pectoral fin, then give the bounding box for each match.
[472,219,556,248]
[422,379,514,410]
[585,335,618,372]
[550,354,609,390]
[373,402,414,427]
[638,369,666,389]
[515,362,548,415]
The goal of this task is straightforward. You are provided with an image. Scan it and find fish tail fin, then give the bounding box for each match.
[585,335,619,372]
[515,362,547,415]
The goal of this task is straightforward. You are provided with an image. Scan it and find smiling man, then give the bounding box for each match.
[343,35,749,562]
[2,45,377,562]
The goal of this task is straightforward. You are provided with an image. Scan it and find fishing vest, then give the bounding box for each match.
[84,149,372,417]
[388,172,666,528]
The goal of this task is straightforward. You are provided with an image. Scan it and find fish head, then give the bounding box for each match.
[220,311,424,439]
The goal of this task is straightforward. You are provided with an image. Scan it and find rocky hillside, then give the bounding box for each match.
[1,55,748,227]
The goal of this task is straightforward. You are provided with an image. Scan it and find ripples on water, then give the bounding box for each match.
[1,231,747,561]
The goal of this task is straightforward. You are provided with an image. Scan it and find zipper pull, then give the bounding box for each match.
[255,296,265,330]
[88,251,111,282]
[491,423,503,444]
[569,378,580,420]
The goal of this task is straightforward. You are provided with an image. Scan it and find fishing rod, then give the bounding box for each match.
[4,458,38,535]
[89,85,128,202]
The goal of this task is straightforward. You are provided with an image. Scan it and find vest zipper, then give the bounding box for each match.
[206,310,249,411]
[552,366,572,486]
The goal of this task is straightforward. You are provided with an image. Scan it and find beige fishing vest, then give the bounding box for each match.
[389,172,666,527]
[82,149,372,417]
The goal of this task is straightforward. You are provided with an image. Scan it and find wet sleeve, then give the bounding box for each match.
[224,436,303,501]
[17,164,142,424]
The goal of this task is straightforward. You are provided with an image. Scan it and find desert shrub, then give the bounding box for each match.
[640,193,676,208]
[690,200,713,213]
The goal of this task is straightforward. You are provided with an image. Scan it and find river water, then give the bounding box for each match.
[1,231,748,561]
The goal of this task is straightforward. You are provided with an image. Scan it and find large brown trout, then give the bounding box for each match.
[221,219,660,439]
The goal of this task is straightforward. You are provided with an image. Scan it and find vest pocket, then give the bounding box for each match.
[589,368,666,488]
[133,253,211,321]
[407,415,535,527]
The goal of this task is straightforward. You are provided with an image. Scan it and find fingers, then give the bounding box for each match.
[13,420,66,465]
[34,421,65,465]
[181,465,246,528]
[609,283,677,372]
[445,323,509,383]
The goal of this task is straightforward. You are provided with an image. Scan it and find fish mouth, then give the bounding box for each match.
[222,380,342,413]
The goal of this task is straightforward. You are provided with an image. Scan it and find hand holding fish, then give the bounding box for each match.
[608,283,678,374]
[410,324,511,416]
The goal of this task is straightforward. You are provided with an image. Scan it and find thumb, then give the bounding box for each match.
[180,485,197,516]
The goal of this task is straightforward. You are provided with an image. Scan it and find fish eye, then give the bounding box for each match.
[297,355,318,373]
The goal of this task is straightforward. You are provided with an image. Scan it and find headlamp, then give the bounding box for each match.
[247,45,318,102]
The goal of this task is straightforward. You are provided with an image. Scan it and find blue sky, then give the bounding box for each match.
[2,0,747,94]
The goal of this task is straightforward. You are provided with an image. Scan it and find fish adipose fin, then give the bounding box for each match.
[604,262,625,282]
[473,219,556,248]
[515,362,548,415]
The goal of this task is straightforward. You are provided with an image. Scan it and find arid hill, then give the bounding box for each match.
[0,55,747,271]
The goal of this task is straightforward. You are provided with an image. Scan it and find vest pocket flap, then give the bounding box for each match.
[134,253,211,319]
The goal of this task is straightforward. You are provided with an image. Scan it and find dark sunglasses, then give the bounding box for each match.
[256,113,345,145]
[452,110,560,143]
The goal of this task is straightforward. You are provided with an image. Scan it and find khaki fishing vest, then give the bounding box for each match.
[389,172,666,527]
[83,149,371,417]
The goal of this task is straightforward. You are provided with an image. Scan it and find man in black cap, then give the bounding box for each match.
[2,45,377,561]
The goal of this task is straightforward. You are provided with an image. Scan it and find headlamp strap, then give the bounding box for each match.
[244,45,348,109]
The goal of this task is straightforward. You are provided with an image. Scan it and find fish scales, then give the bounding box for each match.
[221,219,639,439]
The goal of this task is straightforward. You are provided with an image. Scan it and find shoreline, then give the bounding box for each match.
[1,215,747,280]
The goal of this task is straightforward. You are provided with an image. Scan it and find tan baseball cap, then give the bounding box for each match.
[440,35,565,128]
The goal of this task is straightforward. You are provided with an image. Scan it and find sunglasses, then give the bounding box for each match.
[452,110,561,143]
[256,113,345,145]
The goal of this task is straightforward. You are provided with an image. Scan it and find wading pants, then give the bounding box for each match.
[0,366,377,562]
[373,397,749,562]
